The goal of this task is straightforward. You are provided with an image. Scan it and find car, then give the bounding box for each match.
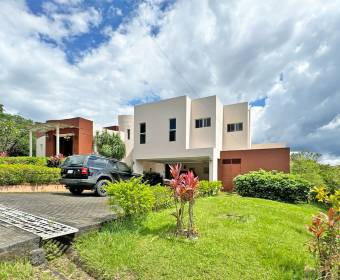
[60,154,140,196]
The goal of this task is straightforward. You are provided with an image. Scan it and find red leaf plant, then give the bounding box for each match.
[307,208,340,279]
[169,164,199,238]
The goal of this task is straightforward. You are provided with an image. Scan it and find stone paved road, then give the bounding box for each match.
[0,192,115,259]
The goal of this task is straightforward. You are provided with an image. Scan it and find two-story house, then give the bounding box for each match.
[114,95,290,190]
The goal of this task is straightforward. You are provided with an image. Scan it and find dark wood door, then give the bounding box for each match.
[221,159,241,191]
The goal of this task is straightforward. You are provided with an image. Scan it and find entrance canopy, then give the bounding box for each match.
[29,122,78,157]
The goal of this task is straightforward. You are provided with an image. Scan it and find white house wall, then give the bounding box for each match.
[222,102,250,150]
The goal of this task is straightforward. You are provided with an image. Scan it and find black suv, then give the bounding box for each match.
[60,154,139,196]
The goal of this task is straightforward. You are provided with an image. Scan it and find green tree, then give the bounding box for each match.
[0,109,34,156]
[291,152,340,192]
[95,130,126,160]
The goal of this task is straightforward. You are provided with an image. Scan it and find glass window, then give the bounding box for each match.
[87,157,108,168]
[195,118,211,128]
[140,123,146,133]
[227,122,243,132]
[169,130,176,141]
[62,155,86,167]
[169,118,176,142]
[108,160,118,170]
[140,134,146,144]
[204,118,211,127]
[117,162,131,173]
[127,129,130,140]
[140,123,146,144]
[169,118,176,130]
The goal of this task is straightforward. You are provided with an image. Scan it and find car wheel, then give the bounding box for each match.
[95,180,110,197]
[69,186,84,195]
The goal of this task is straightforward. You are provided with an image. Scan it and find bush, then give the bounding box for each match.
[198,180,222,196]
[143,171,163,186]
[151,184,173,210]
[234,170,312,203]
[105,177,155,218]
[0,164,60,185]
[0,156,47,166]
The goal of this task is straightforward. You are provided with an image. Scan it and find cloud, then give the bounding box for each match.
[0,0,339,163]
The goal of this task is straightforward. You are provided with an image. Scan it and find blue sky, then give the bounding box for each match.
[0,0,339,164]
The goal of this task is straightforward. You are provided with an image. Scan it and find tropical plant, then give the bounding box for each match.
[95,131,125,160]
[47,154,64,167]
[169,163,199,238]
[307,208,339,279]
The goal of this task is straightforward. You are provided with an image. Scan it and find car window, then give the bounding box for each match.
[62,155,86,167]
[108,160,118,171]
[87,157,108,169]
[117,162,131,173]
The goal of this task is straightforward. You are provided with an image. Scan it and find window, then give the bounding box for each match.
[222,158,241,164]
[227,122,243,132]
[127,129,130,140]
[140,123,146,144]
[195,117,211,128]
[169,118,176,142]
[108,160,118,170]
[87,157,108,168]
[117,162,131,173]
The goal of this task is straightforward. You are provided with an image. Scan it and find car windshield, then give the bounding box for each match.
[62,155,86,167]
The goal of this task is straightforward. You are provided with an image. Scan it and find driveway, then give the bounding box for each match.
[0,192,115,259]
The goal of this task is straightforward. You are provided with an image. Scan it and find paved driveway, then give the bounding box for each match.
[0,192,115,259]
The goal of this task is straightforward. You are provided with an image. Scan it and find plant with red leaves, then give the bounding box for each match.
[307,208,339,279]
[0,151,7,157]
[169,164,199,238]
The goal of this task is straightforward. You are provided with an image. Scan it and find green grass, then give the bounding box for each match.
[0,261,55,280]
[75,194,321,280]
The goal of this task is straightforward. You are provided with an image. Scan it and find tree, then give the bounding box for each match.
[0,108,34,156]
[95,130,126,160]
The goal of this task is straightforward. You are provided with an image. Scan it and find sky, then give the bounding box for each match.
[0,0,339,164]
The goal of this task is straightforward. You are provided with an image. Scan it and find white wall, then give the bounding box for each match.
[36,136,46,157]
[189,96,217,149]
[133,96,189,160]
[118,115,134,167]
[222,102,250,150]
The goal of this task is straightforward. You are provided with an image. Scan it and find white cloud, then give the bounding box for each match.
[0,0,339,163]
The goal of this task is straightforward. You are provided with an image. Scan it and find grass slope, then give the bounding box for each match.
[75,194,320,280]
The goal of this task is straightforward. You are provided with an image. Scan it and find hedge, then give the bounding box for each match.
[198,180,222,197]
[234,170,312,203]
[0,164,60,185]
[151,184,173,210]
[0,157,47,166]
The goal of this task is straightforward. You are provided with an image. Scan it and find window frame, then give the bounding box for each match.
[139,122,146,144]
[227,122,243,132]
[195,117,211,128]
[169,118,176,142]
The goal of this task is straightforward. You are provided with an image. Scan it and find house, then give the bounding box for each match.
[32,117,93,157]
[113,95,290,190]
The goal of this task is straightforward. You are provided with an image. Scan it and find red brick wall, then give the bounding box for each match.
[218,148,290,191]
[45,117,93,156]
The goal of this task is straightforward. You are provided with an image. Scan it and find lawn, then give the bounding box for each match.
[75,194,321,280]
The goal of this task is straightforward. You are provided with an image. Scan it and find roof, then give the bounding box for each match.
[29,122,78,133]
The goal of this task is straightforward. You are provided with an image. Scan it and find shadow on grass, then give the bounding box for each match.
[101,218,195,243]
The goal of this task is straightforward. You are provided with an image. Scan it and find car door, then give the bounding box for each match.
[116,162,133,180]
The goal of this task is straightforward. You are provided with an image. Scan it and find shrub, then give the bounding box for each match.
[234,170,312,203]
[151,184,173,210]
[0,164,60,185]
[0,156,47,166]
[198,180,222,196]
[95,130,125,160]
[143,171,163,186]
[105,177,155,218]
